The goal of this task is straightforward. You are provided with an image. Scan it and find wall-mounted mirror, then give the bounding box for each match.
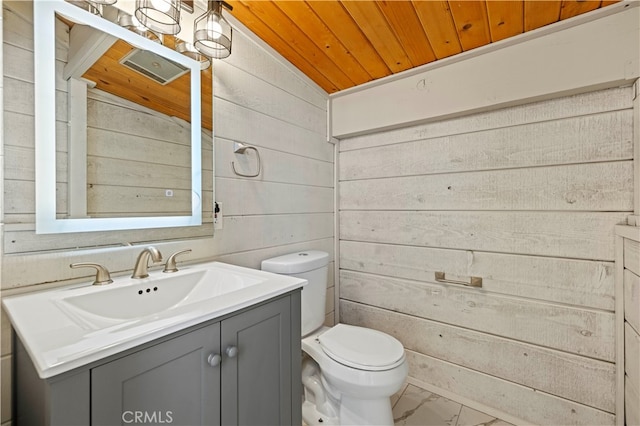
[34,0,207,234]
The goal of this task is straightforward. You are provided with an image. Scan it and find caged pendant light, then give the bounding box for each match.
[193,0,233,59]
[66,0,235,60]
[175,41,212,70]
[67,0,104,16]
[118,11,164,44]
[135,0,182,35]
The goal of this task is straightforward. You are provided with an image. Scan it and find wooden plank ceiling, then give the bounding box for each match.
[226,0,620,94]
[82,35,213,131]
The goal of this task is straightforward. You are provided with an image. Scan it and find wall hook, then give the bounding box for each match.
[231,142,261,178]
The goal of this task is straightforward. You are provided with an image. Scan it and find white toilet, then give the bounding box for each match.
[261,251,408,426]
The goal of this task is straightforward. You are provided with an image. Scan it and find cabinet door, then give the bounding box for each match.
[221,296,293,426]
[91,323,221,426]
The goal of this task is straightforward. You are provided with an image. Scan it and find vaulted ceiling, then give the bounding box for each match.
[225,1,620,94]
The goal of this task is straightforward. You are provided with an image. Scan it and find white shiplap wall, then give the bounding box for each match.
[621,227,640,426]
[0,4,332,425]
[338,86,634,425]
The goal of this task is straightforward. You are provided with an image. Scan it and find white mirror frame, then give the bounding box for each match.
[34,0,202,234]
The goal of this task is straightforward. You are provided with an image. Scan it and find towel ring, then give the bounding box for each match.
[231,142,261,178]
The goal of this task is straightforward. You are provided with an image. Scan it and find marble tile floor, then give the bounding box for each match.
[392,384,514,426]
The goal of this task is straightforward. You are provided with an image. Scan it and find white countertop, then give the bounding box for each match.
[2,262,305,379]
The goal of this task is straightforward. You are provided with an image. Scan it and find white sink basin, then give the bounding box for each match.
[2,261,306,378]
[59,267,263,321]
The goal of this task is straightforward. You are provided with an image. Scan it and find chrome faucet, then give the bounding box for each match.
[131,246,163,279]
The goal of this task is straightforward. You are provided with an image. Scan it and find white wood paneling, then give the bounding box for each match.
[3,181,66,218]
[634,80,640,216]
[625,269,640,335]
[339,86,633,152]
[626,322,640,396]
[2,111,67,151]
[4,145,66,183]
[340,271,614,361]
[0,356,11,425]
[5,212,332,258]
[87,97,192,144]
[626,376,640,426]
[4,77,40,116]
[330,5,639,137]
[3,223,215,255]
[211,213,333,255]
[88,156,191,190]
[342,301,615,412]
[625,239,640,276]
[220,28,327,111]
[340,241,614,310]
[341,162,633,212]
[3,5,68,62]
[88,186,194,216]
[216,178,333,216]
[214,60,326,136]
[405,350,614,426]
[617,234,627,426]
[340,110,633,180]
[214,98,331,163]
[338,83,632,424]
[341,210,626,261]
[215,137,333,187]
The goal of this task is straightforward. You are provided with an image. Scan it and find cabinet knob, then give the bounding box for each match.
[225,346,238,358]
[207,353,221,367]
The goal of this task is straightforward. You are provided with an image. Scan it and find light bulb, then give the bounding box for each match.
[207,16,223,39]
[150,0,171,13]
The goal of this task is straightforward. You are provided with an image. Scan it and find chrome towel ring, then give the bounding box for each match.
[231,142,261,178]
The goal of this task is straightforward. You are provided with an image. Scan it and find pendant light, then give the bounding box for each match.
[135,0,181,35]
[67,0,103,16]
[118,11,164,44]
[175,41,212,70]
[193,0,233,59]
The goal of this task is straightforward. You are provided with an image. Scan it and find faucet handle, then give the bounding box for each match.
[163,249,192,273]
[70,262,113,286]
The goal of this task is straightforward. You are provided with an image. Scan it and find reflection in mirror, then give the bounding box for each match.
[35,0,210,234]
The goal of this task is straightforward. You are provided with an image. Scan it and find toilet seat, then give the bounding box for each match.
[318,324,405,371]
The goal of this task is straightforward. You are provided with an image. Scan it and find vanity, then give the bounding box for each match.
[3,261,304,425]
[3,2,308,424]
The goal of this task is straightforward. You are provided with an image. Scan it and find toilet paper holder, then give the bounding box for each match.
[435,272,482,288]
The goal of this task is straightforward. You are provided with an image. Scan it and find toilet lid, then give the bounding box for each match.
[318,324,405,371]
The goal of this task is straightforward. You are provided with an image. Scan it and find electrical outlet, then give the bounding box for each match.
[214,202,223,230]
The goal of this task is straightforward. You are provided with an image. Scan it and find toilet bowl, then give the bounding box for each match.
[301,325,408,425]
[261,251,408,425]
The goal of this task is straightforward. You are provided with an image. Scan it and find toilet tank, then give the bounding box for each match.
[261,251,329,336]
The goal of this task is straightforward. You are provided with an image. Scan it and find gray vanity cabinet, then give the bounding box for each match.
[14,292,302,426]
[91,323,221,425]
[221,295,293,425]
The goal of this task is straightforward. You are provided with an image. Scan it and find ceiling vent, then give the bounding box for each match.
[119,49,188,85]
